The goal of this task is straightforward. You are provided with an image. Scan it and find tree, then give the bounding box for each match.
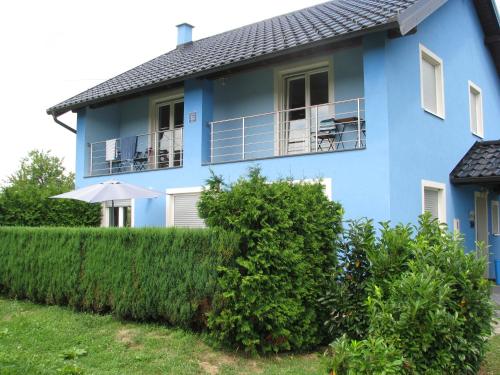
[0,150,101,227]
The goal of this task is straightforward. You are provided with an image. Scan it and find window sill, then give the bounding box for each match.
[423,107,445,120]
[471,132,484,139]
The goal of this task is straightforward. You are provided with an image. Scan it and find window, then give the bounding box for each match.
[102,199,133,227]
[421,180,446,223]
[276,61,332,155]
[155,99,184,168]
[149,91,184,169]
[468,81,483,138]
[166,187,206,228]
[492,201,500,235]
[420,45,445,118]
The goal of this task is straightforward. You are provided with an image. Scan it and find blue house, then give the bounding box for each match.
[48,0,500,278]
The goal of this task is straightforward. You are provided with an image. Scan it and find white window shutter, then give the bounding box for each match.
[424,188,439,220]
[422,58,437,114]
[173,193,205,228]
[470,90,478,134]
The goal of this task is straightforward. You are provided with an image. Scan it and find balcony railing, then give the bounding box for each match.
[209,98,365,164]
[88,128,183,176]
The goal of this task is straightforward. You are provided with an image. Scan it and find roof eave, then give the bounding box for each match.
[46,21,399,117]
[396,0,448,35]
[450,176,500,185]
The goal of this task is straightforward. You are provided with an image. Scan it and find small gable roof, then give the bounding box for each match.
[450,140,500,186]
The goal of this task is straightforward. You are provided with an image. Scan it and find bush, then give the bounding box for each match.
[319,220,374,340]
[324,215,494,374]
[0,150,101,227]
[198,167,343,353]
[325,335,404,375]
[0,227,239,329]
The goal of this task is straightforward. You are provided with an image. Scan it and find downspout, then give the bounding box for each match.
[52,113,76,134]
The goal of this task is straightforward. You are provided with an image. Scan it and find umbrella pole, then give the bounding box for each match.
[111,200,115,227]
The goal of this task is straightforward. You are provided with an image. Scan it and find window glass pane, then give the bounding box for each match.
[287,77,306,121]
[109,207,120,227]
[424,188,439,220]
[158,104,170,131]
[310,71,329,106]
[123,207,131,227]
[492,203,499,234]
[422,58,437,113]
[174,102,184,128]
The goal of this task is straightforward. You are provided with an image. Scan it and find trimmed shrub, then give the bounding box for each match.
[198,167,343,353]
[324,215,494,374]
[0,227,239,329]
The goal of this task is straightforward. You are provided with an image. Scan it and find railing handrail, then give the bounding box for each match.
[89,127,182,147]
[209,98,365,126]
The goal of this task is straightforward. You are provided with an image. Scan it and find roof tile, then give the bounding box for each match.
[451,141,500,183]
[48,0,418,114]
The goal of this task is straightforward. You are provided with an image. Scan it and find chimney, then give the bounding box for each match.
[176,23,194,46]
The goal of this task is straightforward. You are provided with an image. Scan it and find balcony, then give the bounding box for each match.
[208,98,365,164]
[88,128,183,176]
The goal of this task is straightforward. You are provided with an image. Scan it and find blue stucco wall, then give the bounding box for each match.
[384,0,500,276]
[75,44,393,228]
[74,2,499,276]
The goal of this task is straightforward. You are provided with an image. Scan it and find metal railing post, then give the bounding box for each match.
[154,131,158,169]
[242,117,245,160]
[210,122,214,163]
[170,130,174,168]
[357,98,361,148]
[89,143,93,176]
[315,106,319,152]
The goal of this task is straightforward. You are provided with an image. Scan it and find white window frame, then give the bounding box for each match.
[492,200,500,235]
[274,58,334,155]
[148,89,184,134]
[165,186,205,228]
[468,81,484,138]
[419,44,445,119]
[421,180,447,223]
[101,199,134,228]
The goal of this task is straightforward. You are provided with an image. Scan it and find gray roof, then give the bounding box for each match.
[450,140,500,185]
[48,0,448,116]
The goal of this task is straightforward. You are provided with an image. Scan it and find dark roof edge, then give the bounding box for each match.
[397,0,448,35]
[450,140,500,185]
[46,21,398,116]
[450,176,500,185]
[449,141,480,180]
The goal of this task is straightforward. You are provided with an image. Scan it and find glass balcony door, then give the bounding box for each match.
[153,99,184,168]
[281,69,330,155]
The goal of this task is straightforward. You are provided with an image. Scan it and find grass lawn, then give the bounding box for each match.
[0,297,323,375]
[1,298,499,375]
[481,335,500,375]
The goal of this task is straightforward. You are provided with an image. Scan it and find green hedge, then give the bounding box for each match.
[198,168,343,353]
[0,227,239,329]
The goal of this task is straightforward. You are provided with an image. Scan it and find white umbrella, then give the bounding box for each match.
[51,180,163,226]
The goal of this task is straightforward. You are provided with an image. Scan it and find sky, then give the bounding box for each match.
[0,0,498,183]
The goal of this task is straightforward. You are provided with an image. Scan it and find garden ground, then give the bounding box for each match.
[0,296,498,375]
